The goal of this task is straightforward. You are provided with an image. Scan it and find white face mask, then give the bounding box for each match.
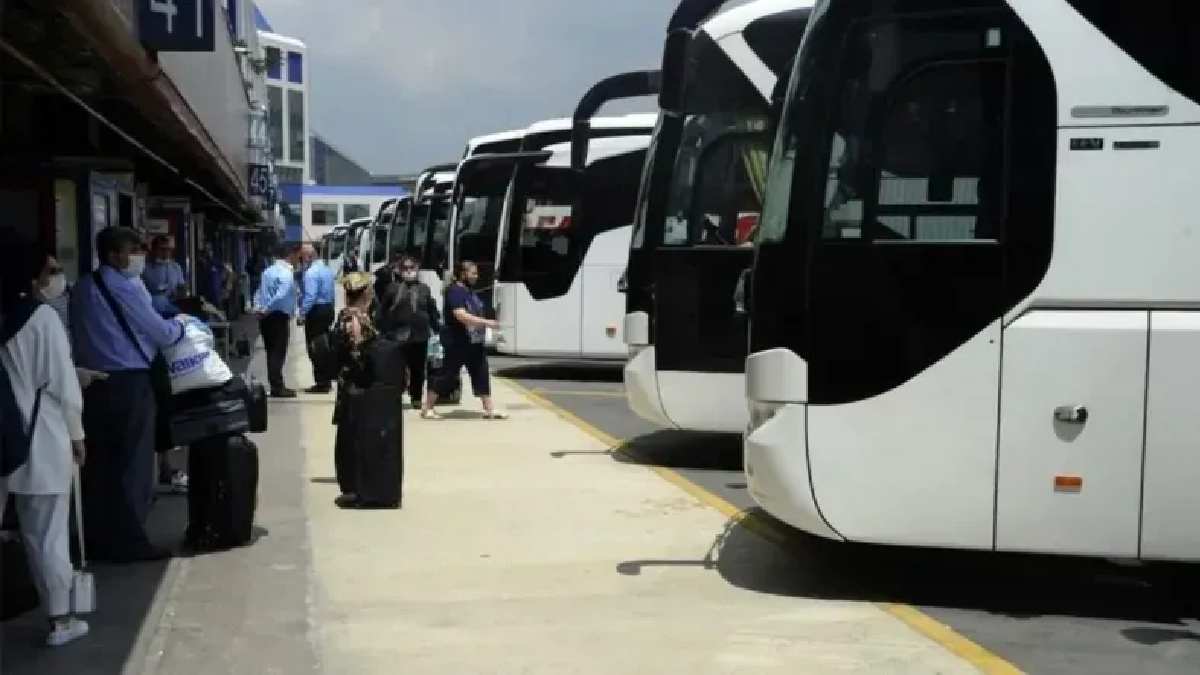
[39,274,67,301]
[401,270,418,282]
[123,254,146,279]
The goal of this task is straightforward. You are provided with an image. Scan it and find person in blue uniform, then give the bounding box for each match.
[253,243,300,398]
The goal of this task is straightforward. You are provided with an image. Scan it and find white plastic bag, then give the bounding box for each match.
[164,316,233,394]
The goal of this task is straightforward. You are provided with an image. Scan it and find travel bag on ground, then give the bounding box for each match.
[187,433,259,550]
[352,384,403,508]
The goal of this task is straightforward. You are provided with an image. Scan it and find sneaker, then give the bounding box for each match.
[484,411,509,420]
[420,410,442,420]
[46,617,89,647]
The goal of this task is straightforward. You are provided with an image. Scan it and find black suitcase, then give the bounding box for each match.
[170,378,251,446]
[187,434,259,550]
[353,384,404,508]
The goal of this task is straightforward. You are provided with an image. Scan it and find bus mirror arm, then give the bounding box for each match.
[571,70,662,173]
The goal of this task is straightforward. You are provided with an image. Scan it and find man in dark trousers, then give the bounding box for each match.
[254,243,299,398]
[377,255,441,407]
[298,243,336,393]
[71,227,186,562]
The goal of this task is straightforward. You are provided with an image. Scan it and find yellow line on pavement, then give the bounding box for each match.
[501,376,1025,675]
[531,388,626,398]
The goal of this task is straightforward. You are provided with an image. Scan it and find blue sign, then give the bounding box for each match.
[139,0,216,52]
[248,164,271,197]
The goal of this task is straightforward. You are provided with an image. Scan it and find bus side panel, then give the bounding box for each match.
[996,311,1147,557]
[1141,312,1200,561]
[500,281,583,358]
[580,227,634,359]
[807,323,1001,549]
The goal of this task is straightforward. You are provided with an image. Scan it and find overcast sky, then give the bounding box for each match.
[256,0,679,175]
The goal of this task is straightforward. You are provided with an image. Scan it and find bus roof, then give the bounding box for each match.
[524,113,658,136]
[540,134,651,169]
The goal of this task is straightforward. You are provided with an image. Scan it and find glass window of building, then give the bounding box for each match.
[311,203,339,227]
[277,166,303,184]
[268,86,283,161]
[287,51,304,84]
[288,89,305,163]
[265,46,282,80]
[343,204,370,222]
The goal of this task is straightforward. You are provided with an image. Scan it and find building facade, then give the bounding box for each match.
[257,18,310,185]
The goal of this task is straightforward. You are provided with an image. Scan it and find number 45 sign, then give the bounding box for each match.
[139,0,216,52]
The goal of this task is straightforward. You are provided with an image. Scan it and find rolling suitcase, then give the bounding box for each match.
[353,384,404,508]
[187,434,259,550]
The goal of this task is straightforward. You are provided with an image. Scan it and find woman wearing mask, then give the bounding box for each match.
[331,273,379,507]
[421,261,506,420]
[0,230,91,646]
[377,256,440,408]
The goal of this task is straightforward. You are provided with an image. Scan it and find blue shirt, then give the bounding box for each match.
[254,260,298,316]
[300,260,336,316]
[142,259,186,316]
[71,266,186,372]
[444,283,486,347]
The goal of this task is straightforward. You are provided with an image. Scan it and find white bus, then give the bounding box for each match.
[323,223,350,273]
[744,0,1200,560]
[582,0,813,432]
[450,115,656,360]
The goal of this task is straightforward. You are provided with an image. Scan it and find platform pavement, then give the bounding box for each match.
[3,325,984,674]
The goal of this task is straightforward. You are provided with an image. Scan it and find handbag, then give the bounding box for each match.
[71,467,95,614]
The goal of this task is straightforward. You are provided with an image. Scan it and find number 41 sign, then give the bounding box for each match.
[139,0,216,52]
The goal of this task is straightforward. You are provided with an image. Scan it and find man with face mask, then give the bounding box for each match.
[377,255,440,407]
[70,227,186,562]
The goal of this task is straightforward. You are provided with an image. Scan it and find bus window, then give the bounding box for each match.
[372,227,389,264]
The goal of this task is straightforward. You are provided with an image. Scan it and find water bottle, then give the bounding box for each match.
[427,335,444,370]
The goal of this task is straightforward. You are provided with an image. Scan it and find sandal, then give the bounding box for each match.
[421,410,442,420]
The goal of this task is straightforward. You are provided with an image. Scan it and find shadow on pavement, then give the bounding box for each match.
[613,430,743,472]
[619,513,1200,633]
[1,495,185,675]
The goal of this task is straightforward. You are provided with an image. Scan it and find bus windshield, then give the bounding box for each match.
[328,234,346,259]
[662,111,768,247]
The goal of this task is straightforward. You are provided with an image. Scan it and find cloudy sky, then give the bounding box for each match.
[256,0,680,175]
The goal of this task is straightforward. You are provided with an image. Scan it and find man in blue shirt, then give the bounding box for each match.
[72,227,186,563]
[297,244,336,393]
[254,243,300,398]
[142,235,187,317]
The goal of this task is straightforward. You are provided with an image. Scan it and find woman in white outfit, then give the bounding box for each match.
[0,235,90,647]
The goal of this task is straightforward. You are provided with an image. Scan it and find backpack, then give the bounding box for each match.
[0,298,44,477]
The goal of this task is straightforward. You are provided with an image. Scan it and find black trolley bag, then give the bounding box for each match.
[353,338,405,507]
[187,433,259,550]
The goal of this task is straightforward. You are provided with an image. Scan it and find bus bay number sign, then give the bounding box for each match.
[139,0,216,52]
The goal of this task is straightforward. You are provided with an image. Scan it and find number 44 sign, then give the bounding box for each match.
[139,0,216,52]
